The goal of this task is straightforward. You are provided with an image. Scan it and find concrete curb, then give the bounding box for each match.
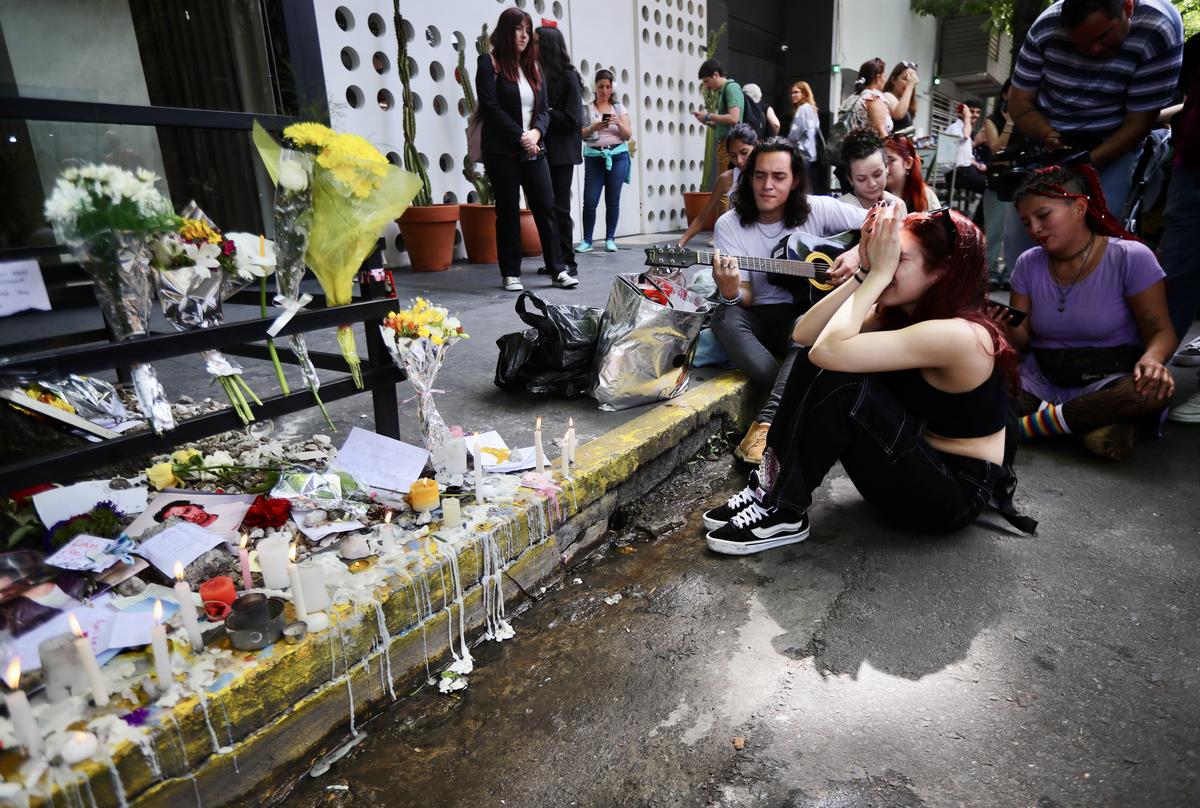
[26,372,752,808]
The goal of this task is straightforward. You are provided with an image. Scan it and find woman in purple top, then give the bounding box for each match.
[991,165,1176,460]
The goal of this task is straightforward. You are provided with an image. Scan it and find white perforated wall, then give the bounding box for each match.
[314,0,707,266]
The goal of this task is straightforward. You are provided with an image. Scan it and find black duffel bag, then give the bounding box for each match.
[494,292,603,398]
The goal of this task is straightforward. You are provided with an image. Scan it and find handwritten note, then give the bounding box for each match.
[328,427,428,494]
[45,534,120,573]
[0,260,51,317]
[134,522,225,576]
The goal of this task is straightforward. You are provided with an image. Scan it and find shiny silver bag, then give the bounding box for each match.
[589,274,711,411]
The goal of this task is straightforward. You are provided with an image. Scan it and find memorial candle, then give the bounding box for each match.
[561,432,570,477]
[473,432,486,505]
[67,613,109,707]
[173,562,205,652]
[445,437,468,474]
[567,417,577,464]
[441,497,461,529]
[3,657,42,758]
[149,599,173,689]
[237,533,253,591]
[287,543,308,620]
[257,536,291,590]
[534,416,546,473]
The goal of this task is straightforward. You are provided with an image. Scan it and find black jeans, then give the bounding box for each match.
[549,163,577,273]
[484,154,564,279]
[763,349,1030,534]
[711,302,802,424]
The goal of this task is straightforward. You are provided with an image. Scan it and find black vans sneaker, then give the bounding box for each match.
[706,502,809,556]
[702,470,762,531]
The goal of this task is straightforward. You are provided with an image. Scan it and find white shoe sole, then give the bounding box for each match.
[1172,354,1200,367]
[705,524,809,555]
[702,512,727,532]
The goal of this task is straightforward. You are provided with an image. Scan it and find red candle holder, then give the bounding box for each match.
[199,576,237,620]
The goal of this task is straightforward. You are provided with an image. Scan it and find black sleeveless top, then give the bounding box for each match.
[886,367,1007,438]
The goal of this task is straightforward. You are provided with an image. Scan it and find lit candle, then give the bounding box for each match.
[60,730,98,765]
[237,533,253,591]
[561,433,570,477]
[441,497,461,529]
[567,417,577,464]
[473,432,486,505]
[378,510,395,543]
[67,613,109,707]
[257,536,291,590]
[172,561,205,652]
[149,599,173,689]
[3,657,42,758]
[534,416,546,474]
[298,564,330,613]
[287,543,308,621]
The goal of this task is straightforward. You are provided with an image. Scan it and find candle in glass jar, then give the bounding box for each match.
[441,497,461,529]
[3,657,42,758]
[67,613,109,707]
[237,533,253,591]
[287,543,308,620]
[149,599,173,689]
[172,561,205,652]
[534,416,546,473]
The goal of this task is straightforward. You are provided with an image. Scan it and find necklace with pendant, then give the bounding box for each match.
[1050,233,1096,313]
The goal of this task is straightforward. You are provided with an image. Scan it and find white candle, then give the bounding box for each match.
[3,658,42,757]
[37,634,88,702]
[60,730,98,765]
[561,433,570,477]
[257,536,291,590]
[287,543,308,620]
[172,562,205,653]
[378,510,396,544]
[473,432,486,505]
[298,564,330,613]
[237,533,253,591]
[149,599,173,688]
[67,613,109,707]
[441,497,461,529]
[445,438,468,474]
[567,417,577,464]
[534,416,546,474]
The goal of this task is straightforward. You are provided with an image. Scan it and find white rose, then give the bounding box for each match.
[278,160,309,192]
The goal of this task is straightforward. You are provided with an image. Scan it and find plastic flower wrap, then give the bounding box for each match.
[254,121,422,388]
[150,203,262,424]
[42,163,179,433]
[380,298,468,460]
[226,231,291,396]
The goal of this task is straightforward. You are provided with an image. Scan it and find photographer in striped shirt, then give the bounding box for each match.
[1003,0,1183,269]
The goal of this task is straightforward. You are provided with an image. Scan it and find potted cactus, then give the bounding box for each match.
[394,4,460,271]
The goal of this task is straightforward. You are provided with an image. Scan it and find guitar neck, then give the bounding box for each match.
[691,251,828,280]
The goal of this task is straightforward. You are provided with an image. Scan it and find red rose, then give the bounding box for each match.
[241,496,291,529]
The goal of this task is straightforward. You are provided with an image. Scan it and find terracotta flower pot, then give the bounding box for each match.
[398,204,461,272]
[683,191,718,231]
[519,208,541,256]
[459,203,498,264]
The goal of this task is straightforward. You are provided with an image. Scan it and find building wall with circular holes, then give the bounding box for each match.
[319,1,707,267]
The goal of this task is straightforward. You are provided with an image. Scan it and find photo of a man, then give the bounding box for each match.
[126,492,255,541]
[152,500,219,527]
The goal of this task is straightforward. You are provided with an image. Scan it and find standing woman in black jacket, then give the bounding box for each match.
[535,24,584,283]
[476,7,573,291]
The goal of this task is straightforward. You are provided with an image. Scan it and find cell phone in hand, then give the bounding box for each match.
[602,113,613,121]
[988,299,1026,327]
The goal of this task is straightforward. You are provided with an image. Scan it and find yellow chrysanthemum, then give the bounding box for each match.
[417,325,431,338]
[284,122,335,150]
[179,218,222,244]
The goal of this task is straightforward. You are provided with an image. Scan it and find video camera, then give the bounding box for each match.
[986,143,1093,202]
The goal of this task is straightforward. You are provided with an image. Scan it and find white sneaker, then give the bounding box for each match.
[1172,336,1200,367]
[1168,389,1200,423]
[502,277,523,292]
[552,271,579,289]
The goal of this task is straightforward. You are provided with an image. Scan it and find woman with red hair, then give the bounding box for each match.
[476,7,571,291]
[884,134,939,212]
[703,202,1035,554]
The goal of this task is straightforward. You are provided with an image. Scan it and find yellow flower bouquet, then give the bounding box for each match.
[253,122,421,387]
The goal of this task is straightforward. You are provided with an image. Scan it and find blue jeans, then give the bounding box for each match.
[1158,167,1200,345]
[582,151,629,242]
[1003,141,1143,271]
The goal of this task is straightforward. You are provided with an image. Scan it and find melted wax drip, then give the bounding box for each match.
[168,714,190,771]
[104,757,129,808]
[218,701,240,774]
[372,600,398,701]
[135,732,163,781]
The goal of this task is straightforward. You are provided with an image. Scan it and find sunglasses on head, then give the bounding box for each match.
[900,60,918,70]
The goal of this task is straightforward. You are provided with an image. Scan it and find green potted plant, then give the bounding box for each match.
[456,25,498,263]
[394,4,460,271]
[685,22,728,231]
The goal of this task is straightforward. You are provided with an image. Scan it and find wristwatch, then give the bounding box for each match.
[704,112,713,125]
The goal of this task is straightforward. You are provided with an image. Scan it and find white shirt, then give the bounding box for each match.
[714,196,867,307]
[944,120,975,168]
[517,69,535,129]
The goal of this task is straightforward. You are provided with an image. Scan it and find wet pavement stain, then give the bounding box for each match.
[271,438,1200,808]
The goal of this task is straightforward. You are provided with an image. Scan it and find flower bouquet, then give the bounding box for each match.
[150,205,266,424]
[253,121,422,388]
[43,163,179,433]
[380,298,468,459]
[225,231,291,395]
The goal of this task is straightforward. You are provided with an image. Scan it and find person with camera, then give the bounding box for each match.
[476,7,570,292]
[703,202,1035,555]
[991,164,1175,460]
[882,61,921,134]
[709,138,867,466]
[1003,0,1184,267]
[578,69,632,254]
[943,100,989,195]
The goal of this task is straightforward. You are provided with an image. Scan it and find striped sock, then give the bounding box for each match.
[1019,402,1071,439]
